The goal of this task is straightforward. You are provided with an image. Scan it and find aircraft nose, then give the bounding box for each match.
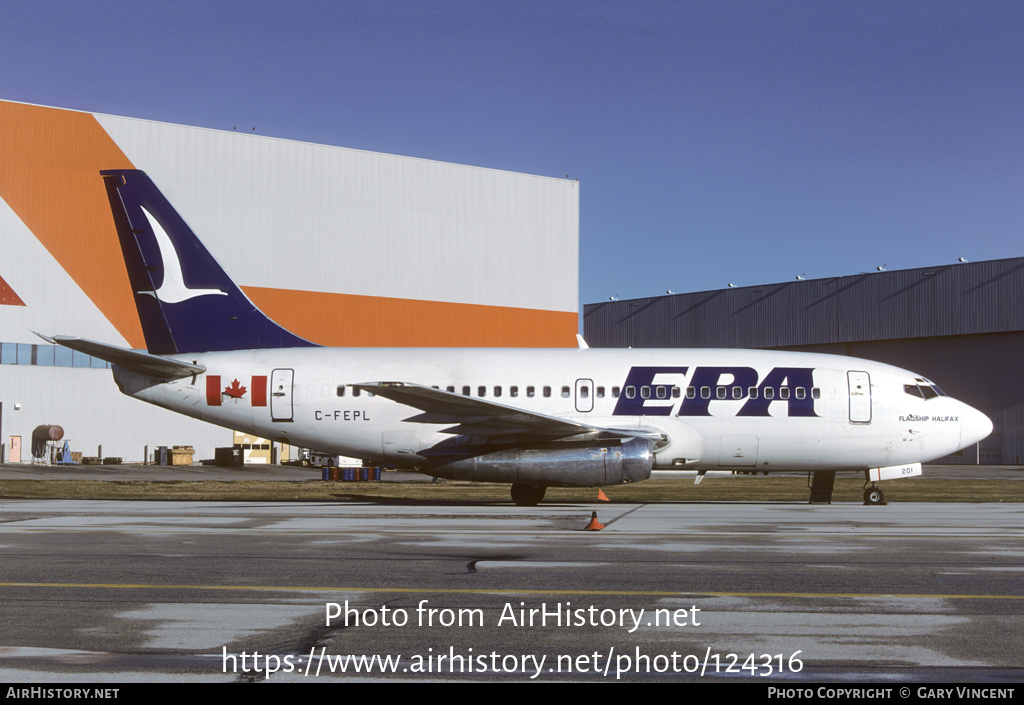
[960,403,993,447]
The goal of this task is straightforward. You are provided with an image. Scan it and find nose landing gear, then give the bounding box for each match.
[863,484,885,505]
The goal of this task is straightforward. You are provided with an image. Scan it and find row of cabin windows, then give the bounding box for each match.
[625,385,821,401]
[336,383,821,402]
[336,386,372,397]
[337,384,573,399]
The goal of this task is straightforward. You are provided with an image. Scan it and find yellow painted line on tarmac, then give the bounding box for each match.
[0,581,1022,600]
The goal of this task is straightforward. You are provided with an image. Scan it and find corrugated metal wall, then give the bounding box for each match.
[0,101,579,350]
[584,259,1024,349]
[583,259,1024,465]
[95,113,579,315]
[0,100,580,462]
[0,366,227,462]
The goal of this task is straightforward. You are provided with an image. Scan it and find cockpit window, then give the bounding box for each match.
[905,379,945,400]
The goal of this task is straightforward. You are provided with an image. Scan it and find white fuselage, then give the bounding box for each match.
[113,347,992,475]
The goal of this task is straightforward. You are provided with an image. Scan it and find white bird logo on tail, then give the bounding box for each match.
[137,206,228,303]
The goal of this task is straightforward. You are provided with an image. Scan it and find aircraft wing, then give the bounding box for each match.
[50,336,206,379]
[353,381,664,442]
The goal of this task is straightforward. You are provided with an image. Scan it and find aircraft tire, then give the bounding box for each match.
[864,487,884,505]
[510,484,546,506]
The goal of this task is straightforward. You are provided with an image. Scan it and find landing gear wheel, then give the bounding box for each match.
[510,484,546,506]
[864,486,884,505]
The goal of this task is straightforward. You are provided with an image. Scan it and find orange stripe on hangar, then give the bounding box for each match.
[0,101,576,349]
[0,101,142,344]
[243,286,578,348]
[0,274,25,306]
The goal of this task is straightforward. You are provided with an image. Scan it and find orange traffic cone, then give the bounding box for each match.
[584,511,605,531]
[596,489,609,502]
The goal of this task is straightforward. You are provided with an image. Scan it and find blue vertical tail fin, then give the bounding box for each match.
[101,169,317,354]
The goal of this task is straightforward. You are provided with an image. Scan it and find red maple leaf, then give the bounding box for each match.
[223,379,247,399]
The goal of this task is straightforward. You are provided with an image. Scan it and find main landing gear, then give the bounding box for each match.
[510,483,547,506]
[863,484,885,505]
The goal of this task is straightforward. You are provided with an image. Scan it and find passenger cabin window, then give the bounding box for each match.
[686,386,696,399]
[625,386,636,399]
[700,386,710,399]
[748,387,758,399]
[763,387,773,400]
[812,387,821,399]
[446,386,455,393]
[732,386,742,399]
[596,386,605,398]
[527,386,535,397]
[543,386,552,398]
[716,386,726,400]
[779,387,790,400]
[612,387,620,398]
[510,386,519,397]
[462,385,471,396]
[641,386,651,399]
[561,386,571,398]
[336,386,345,397]
[795,387,806,400]
[352,388,361,397]
[580,386,589,398]
[494,386,502,397]
[478,385,486,397]
[672,386,680,398]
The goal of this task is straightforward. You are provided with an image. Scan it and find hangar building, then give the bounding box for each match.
[583,258,1024,464]
[0,100,579,463]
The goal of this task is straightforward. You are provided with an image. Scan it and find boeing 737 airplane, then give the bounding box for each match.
[50,170,992,505]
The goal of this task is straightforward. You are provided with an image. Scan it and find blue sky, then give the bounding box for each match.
[3,1,1022,307]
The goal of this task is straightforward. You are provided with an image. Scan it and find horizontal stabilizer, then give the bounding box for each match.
[51,336,205,379]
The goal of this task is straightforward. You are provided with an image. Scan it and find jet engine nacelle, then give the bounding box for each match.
[428,437,654,487]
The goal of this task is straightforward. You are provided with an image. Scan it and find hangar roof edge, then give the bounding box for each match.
[584,255,1024,310]
[583,255,1024,347]
[0,98,573,184]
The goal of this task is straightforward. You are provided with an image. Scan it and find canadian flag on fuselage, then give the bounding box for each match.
[206,375,267,406]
